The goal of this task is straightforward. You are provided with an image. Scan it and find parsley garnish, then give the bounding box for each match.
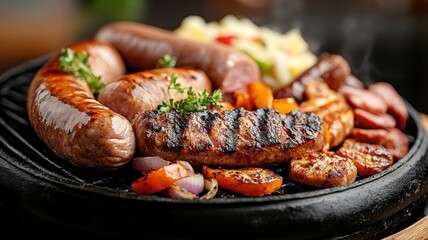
[59,48,104,98]
[156,54,177,68]
[157,73,223,113]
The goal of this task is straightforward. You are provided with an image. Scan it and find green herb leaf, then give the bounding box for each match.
[157,74,223,113]
[59,48,104,98]
[168,73,185,94]
[156,54,177,68]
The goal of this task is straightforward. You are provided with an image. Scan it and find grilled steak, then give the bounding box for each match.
[132,108,326,168]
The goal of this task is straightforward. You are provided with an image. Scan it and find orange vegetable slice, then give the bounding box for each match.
[212,100,235,111]
[132,162,190,194]
[234,87,254,110]
[202,166,283,197]
[247,82,273,108]
[272,97,299,114]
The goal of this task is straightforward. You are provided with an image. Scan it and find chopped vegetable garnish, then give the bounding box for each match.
[156,54,177,68]
[157,73,223,113]
[59,48,104,98]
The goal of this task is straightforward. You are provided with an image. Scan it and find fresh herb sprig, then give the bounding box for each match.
[157,73,223,113]
[59,48,104,98]
[156,54,177,68]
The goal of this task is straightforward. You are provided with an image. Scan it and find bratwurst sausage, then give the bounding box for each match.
[94,21,261,102]
[27,39,136,170]
[98,67,212,121]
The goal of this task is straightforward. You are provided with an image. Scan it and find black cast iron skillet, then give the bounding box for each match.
[0,55,427,240]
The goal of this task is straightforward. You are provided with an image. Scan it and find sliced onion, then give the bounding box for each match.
[174,173,204,195]
[164,184,198,199]
[200,178,218,200]
[132,156,170,174]
[176,160,194,173]
[131,157,215,200]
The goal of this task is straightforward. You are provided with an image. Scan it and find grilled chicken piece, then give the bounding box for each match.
[299,82,354,148]
[133,108,326,168]
[337,139,393,177]
[289,151,357,188]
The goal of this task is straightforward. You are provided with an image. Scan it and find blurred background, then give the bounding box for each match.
[0,0,427,114]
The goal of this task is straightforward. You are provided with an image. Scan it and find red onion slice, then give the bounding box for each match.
[176,160,194,173]
[164,185,198,199]
[164,173,205,199]
[131,157,214,200]
[174,173,204,195]
[132,156,170,174]
[200,178,218,200]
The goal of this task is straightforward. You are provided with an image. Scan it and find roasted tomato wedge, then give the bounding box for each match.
[202,166,283,197]
[132,162,190,194]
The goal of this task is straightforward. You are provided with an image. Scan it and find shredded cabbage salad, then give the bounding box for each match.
[174,15,317,90]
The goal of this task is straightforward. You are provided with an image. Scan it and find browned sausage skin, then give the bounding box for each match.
[274,54,350,102]
[98,67,212,122]
[27,39,136,170]
[94,21,261,103]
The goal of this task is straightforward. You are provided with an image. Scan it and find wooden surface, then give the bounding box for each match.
[383,113,428,240]
[384,215,428,240]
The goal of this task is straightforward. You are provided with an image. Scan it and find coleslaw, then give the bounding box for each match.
[174,15,317,90]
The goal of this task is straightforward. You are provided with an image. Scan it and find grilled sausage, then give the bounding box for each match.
[299,82,354,148]
[273,54,350,102]
[95,21,261,103]
[368,82,408,130]
[353,108,396,130]
[27,39,136,170]
[351,128,409,160]
[337,138,393,177]
[98,67,212,122]
[132,108,326,168]
[289,151,357,188]
[341,86,388,115]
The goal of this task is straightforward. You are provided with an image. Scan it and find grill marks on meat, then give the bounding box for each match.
[133,108,325,168]
[165,110,188,150]
[213,108,241,152]
[337,139,393,177]
[289,151,357,188]
[289,138,394,188]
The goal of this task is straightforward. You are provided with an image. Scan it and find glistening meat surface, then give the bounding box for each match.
[98,67,212,122]
[132,108,326,168]
[26,40,136,169]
